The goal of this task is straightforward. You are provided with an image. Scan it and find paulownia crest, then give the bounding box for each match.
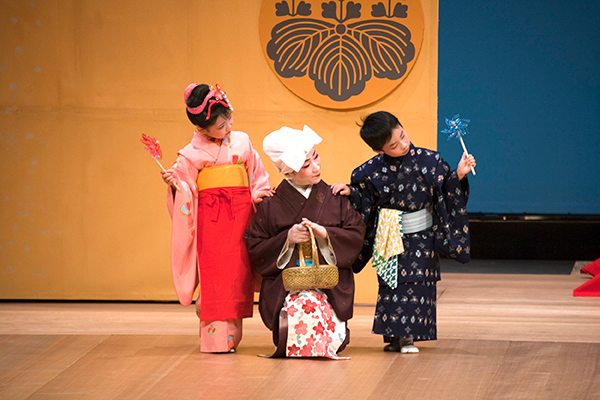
[267,0,416,101]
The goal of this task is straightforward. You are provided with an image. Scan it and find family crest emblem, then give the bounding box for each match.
[259,0,424,109]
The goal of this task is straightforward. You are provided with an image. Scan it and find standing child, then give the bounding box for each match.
[161,83,273,353]
[332,111,476,353]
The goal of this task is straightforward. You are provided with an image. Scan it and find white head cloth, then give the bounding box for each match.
[263,125,322,174]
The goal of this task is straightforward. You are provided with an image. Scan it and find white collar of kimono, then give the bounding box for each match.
[263,125,322,174]
[286,179,313,199]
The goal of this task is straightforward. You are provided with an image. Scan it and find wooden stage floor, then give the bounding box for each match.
[1,272,600,399]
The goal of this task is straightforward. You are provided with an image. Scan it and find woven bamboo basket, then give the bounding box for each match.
[282,225,339,291]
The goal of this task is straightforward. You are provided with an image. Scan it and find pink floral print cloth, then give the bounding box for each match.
[285,290,349,360]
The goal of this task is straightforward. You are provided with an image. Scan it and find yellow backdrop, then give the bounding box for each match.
[0,0,438,304]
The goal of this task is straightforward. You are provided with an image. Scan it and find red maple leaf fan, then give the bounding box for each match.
[141,133,162,160]
[140,134,180,191]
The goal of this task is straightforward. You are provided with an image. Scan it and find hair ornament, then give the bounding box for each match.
[184,83,233,120]
[216,84,234,113]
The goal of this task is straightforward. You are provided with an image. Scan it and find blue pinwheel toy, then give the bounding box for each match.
[441,114,476,175]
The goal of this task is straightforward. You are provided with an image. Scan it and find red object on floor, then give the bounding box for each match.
[580,257,600,277]
[573,274,600,297]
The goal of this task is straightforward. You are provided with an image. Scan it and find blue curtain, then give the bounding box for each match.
[438,0,600,214]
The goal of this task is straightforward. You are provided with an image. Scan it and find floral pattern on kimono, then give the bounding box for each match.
[285,290,349,360]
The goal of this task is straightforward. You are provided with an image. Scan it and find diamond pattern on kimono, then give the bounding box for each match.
[372,248,398,289]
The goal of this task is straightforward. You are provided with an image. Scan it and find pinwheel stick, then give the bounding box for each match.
[459,136,476,175]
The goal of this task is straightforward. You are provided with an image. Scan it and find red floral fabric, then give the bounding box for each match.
[284,290,349,360]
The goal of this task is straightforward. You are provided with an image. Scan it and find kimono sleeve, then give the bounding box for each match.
[348,167,379,273]
[432,157,471,264]
[243,199,289,279]
[166,154,199,306]
[325,196,366,271]
[244,138,271,201]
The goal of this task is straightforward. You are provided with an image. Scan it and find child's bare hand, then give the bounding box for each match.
[253,188,276,204]
[331,183,350,196]
[457,153,477,180]
[161,168,180,187]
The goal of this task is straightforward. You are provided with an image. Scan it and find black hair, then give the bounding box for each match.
[359,111,403,151]
[186,84,232,129]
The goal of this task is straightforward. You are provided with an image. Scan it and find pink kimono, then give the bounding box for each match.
[167,130,270,352]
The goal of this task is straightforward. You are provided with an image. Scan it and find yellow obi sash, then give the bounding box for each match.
[197,164,249,191]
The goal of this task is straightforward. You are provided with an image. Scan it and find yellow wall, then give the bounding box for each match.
[0,0,438,303]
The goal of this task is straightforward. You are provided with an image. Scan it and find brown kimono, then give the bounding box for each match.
[244,179,366,355]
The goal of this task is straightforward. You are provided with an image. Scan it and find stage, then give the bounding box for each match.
[1,266,599,399]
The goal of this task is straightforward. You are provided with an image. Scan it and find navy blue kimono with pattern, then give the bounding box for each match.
[348,144,471,340]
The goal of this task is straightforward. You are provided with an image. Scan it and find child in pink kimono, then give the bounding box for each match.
[161,83,273,353]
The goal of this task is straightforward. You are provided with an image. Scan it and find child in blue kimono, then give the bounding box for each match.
[332,111,476,353]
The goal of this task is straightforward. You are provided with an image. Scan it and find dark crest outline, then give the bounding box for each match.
[267,0,416,102]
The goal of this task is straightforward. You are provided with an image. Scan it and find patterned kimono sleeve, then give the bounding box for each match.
[166,153,200,306]
[432,157,471,263]
[348,167,379,273]
[166,154,196,219]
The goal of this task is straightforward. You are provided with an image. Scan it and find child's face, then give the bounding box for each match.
[287,148,321,188]
[200,114,234,140]
[378,125,410,157]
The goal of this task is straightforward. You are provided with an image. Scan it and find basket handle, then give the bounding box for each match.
[298,225,320,268]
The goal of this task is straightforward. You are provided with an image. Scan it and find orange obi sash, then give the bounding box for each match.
[197,164,249,191]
